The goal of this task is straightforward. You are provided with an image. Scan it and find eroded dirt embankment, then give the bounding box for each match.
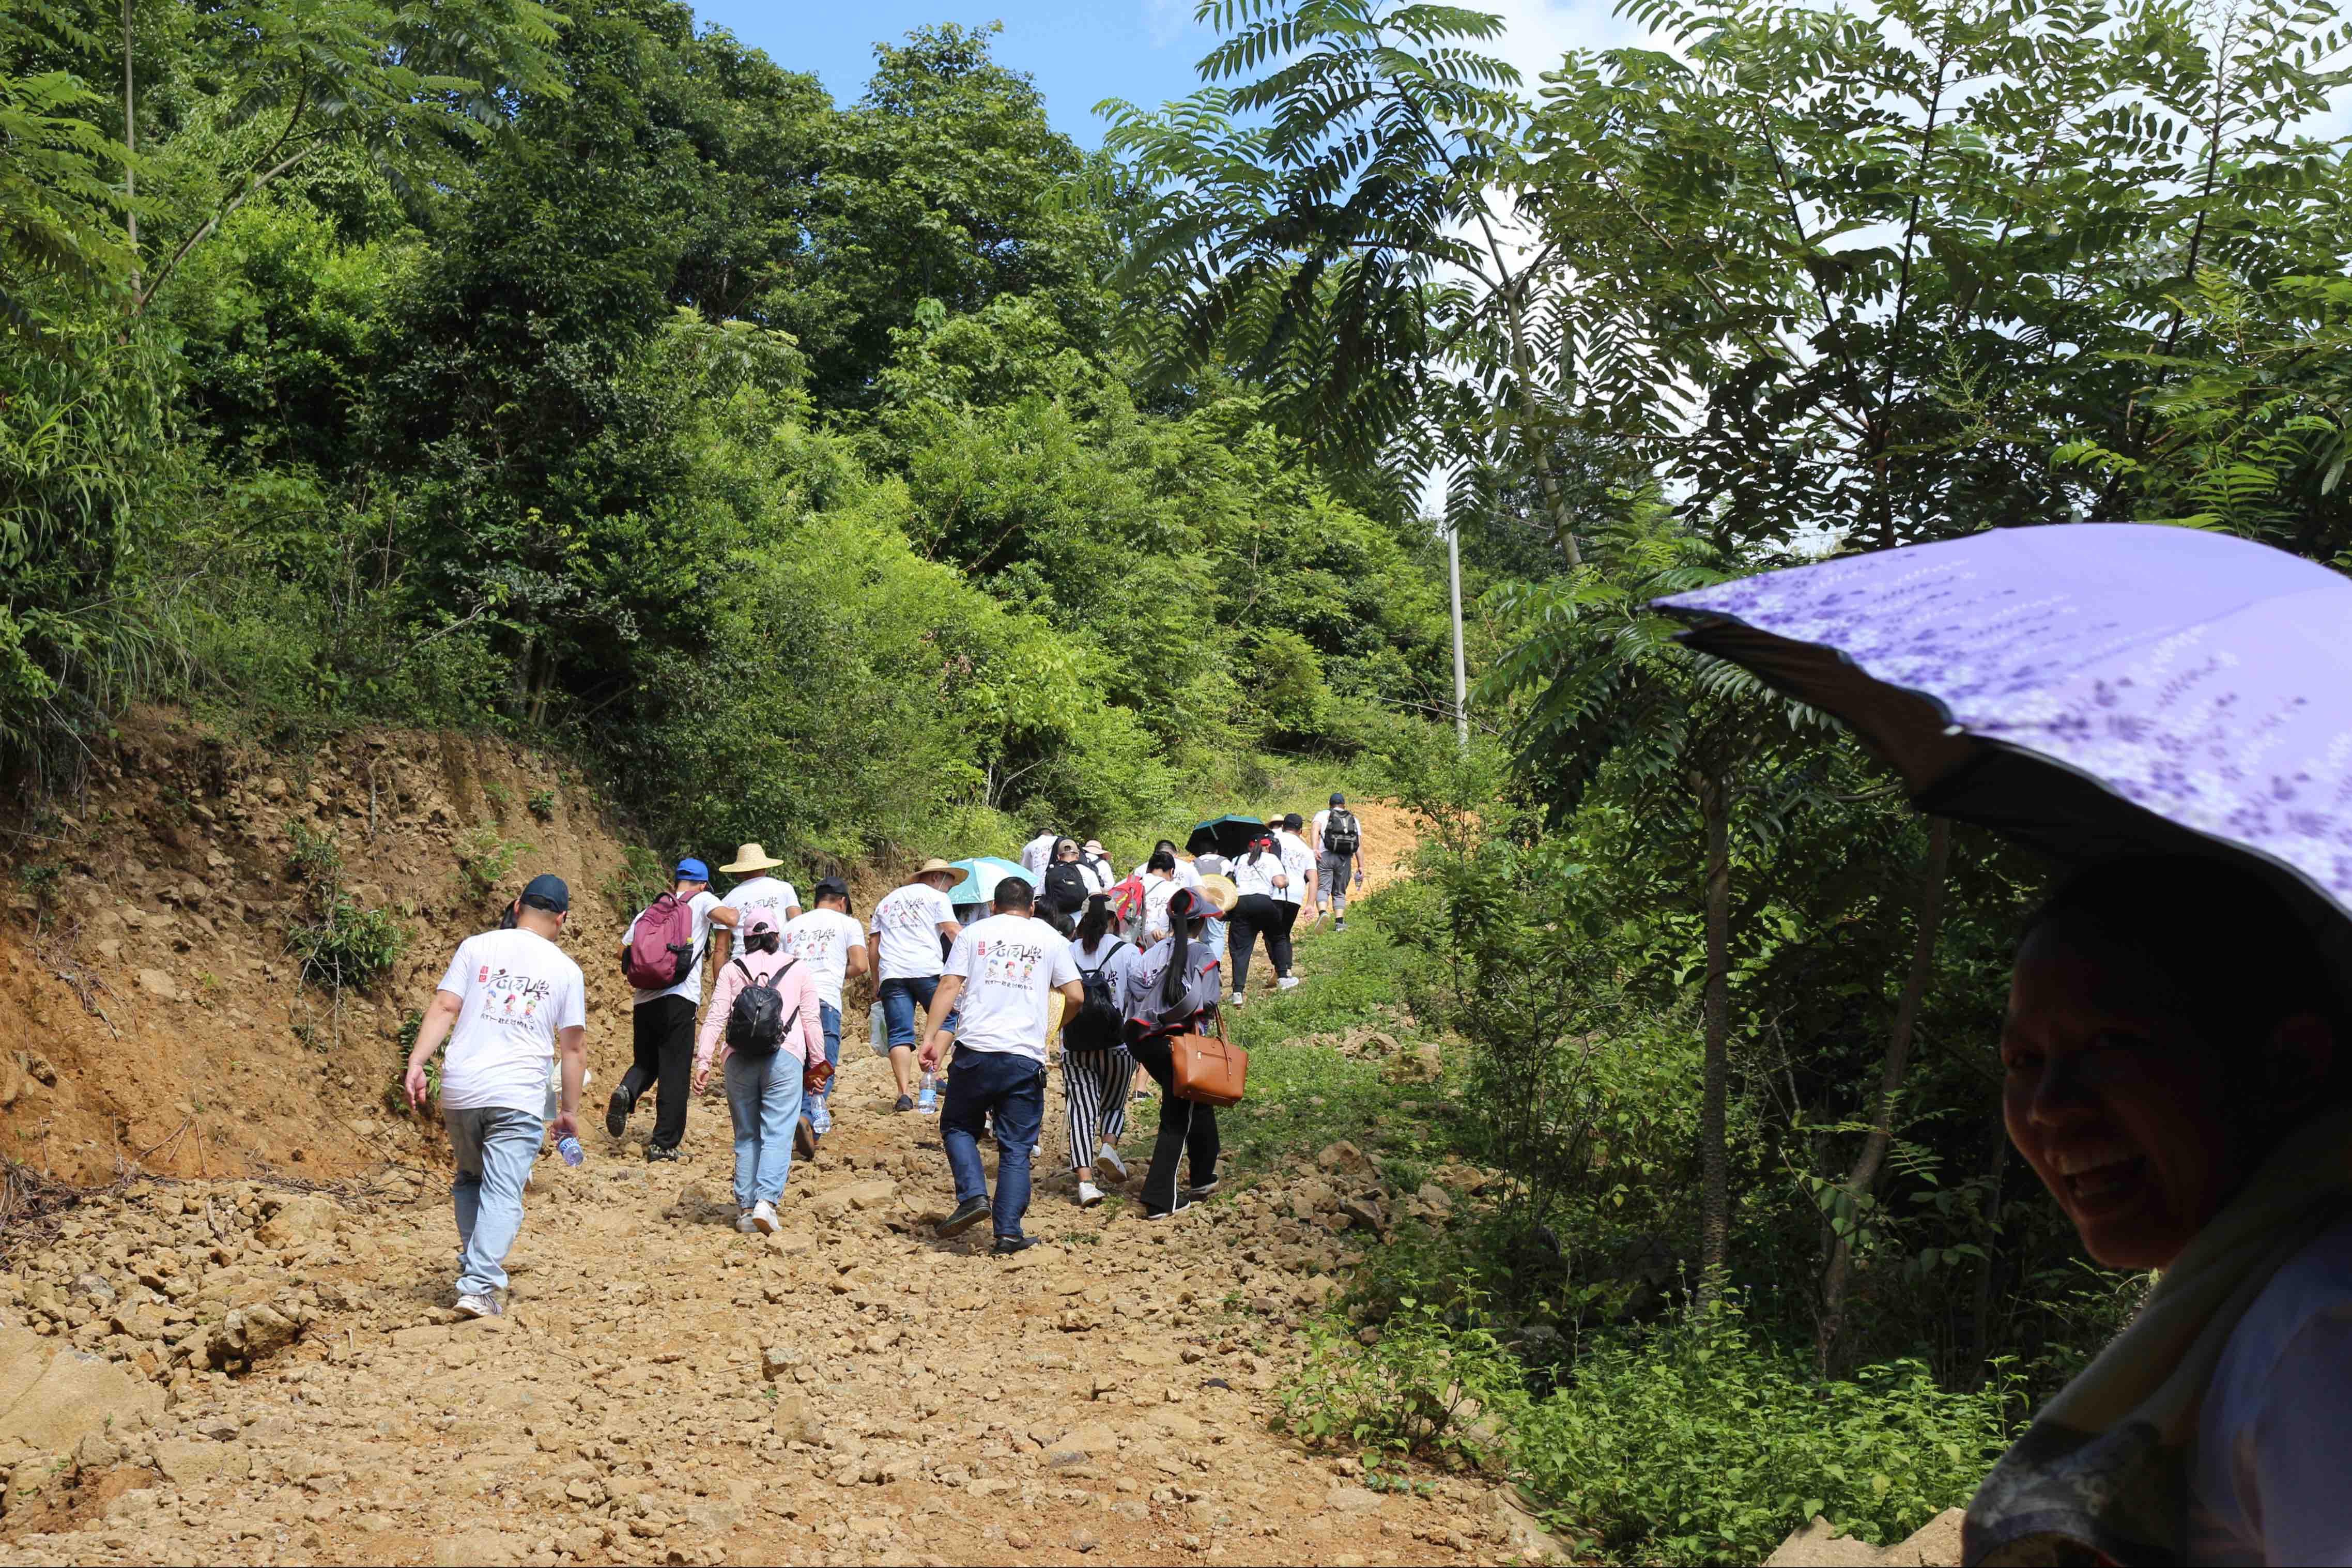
[2,709,643,1186]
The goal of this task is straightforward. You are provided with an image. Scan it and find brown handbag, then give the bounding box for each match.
[1169,1013,1247,1108]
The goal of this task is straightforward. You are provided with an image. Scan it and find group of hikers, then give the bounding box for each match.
[401,800,1369,1317]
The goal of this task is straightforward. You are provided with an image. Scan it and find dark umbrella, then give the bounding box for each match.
[1186,815,1268,858]
[1654,522,2352,955]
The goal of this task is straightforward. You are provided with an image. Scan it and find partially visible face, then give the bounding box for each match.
[2002,919,2240,1271]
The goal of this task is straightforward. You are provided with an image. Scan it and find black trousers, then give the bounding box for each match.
[1228,894,1299,991]
[1128,1032,1219,1215]
[624,994,697,1150]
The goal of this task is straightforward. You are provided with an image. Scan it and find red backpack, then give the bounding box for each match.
[623,893,699,991]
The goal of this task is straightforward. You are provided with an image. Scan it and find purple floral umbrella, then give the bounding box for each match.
[1653,522,2352,948]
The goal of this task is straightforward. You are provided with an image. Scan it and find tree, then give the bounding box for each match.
[1105,0,1596,562]
[794,23,1116,406]
[124,0,570,316]
[1523,0,2352,552]
[1482,511,1826,1299]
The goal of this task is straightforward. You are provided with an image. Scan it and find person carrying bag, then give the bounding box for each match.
[691,915,822,1235]
[1119,886,1232,1219]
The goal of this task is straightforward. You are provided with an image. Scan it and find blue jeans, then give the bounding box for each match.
[1202,915,1229,966]
[804,1003,842,1132]
[940,1046,1047,1241]
[444,1105,544,1298]
[724,1049,805,1208]
[878,976,940,1048]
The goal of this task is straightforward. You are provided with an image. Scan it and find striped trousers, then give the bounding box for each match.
[1061,1047,1132,1171]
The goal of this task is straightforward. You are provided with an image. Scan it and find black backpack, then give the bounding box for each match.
[1065,941,1126,1051]
[1042,860,1090,915]
[724,957,802,1058]
[1324,808,1361,856]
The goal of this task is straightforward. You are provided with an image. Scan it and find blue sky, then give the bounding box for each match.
[688,2,1634,146]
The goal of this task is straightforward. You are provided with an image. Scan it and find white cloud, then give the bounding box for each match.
[1143,0,1203,50]
[1479,0,1658,87]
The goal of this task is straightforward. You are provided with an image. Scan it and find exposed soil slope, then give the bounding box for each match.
[2,709,641,1185]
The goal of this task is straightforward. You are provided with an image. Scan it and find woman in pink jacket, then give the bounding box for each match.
[692,914,823,1234]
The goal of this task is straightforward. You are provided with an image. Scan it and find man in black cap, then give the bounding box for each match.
[1311,792,1366,932]
[404,874,587,1318]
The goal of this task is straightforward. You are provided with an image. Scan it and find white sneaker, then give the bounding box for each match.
[1095,1145,1128,1182]
[1277,976,1300,990]
[1077,1180,1104,1208]
[734,1211,758,1234]
[751,1200,779,1235]
[454,1292,500,1319]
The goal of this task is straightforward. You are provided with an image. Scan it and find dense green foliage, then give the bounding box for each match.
[1,2,1452,859]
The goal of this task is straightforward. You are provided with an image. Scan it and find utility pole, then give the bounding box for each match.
[1447,481,1468,749]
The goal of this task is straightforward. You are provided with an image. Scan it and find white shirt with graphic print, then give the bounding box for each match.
[942,913,1079,1063]
[781,907,865,1011]
[436,928,587,1117]
[724,874,800,934]
[870,882,957,981]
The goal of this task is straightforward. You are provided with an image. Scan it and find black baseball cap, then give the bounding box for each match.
[814,876,851,908]
[519,873,570,913]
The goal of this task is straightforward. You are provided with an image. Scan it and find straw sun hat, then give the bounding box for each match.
[719,842,785,875]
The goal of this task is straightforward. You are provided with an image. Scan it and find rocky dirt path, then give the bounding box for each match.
[0,848,1558,1566]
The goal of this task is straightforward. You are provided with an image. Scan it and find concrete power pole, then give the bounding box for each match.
[1447,492,1468,750]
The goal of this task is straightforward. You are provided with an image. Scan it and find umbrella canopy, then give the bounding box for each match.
[943,856,1029,908]
[1655,522,2352,948]
[1187,815,1268,858]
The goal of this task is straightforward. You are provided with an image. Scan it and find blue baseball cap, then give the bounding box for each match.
[674,857,711,883]
[518,873,570,913]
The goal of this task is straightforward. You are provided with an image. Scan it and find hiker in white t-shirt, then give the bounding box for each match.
[1310,794,1367,931]
[781,878,867,1146]
[869,859,964,1112]
[719,842,802,932]
[1275,812,1319,950]
[1078,840,1116,896]
[918,876,1082,1253]
[1226,829,1299,1003]
[403,874,587,1319]
[608,857,739,1162]
[1018,826,1058,880]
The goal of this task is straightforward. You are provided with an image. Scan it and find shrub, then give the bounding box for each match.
[1280,1293,1523,1477]
[1512,1300,2015,1564]
[527,787,556,822]
[602,846,669,921]
[289,897,407,992]
[453,824,526,902]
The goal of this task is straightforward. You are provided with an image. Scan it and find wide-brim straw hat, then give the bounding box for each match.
[914,857,960,883]
[720,842,785,875]
[1195,874,1238,915]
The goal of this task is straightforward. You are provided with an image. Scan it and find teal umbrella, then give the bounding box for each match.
[944,856,1028,906]
[1186,815,1267,858]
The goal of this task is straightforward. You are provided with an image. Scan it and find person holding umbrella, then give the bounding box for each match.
[1661,524,2352,1568]
[1225,828,1298,1003]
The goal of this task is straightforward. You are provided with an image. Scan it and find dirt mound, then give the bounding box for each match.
[1,709,641,1185]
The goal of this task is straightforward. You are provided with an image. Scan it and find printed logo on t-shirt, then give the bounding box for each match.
[972,936,1044,987]
[481,966,553,1027]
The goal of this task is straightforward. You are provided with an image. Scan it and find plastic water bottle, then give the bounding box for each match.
[869,1001,886,1055]
[916,1072,939,1115]
[557,1135,585,1167]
